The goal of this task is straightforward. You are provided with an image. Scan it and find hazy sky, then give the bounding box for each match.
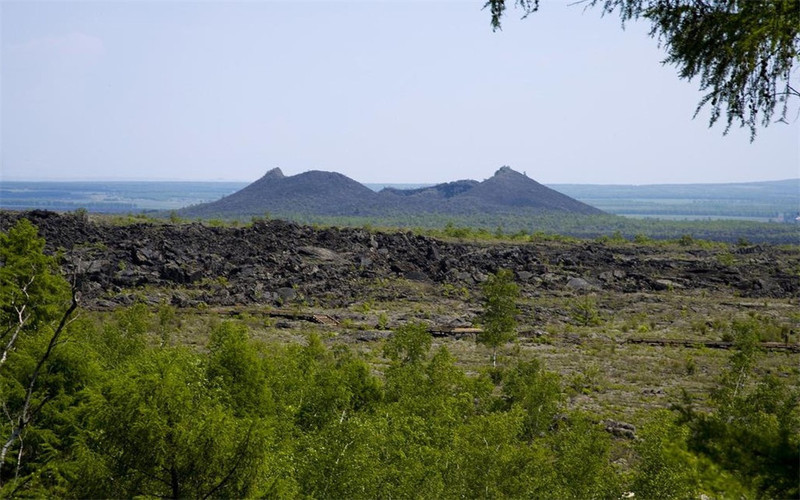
[2,1,798,184]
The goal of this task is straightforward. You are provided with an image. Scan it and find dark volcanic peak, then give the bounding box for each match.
[260,167,285,180]
[459,166,603,215]
[181,169,379,217]
[179,165,603,218]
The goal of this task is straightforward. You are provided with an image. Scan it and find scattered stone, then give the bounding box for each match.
[516,270,533,282]
[519,329,547,338]
[355,331,391,342]
[455,271,473,282]
[566,277,595,291]
[404,271,428,282]
[602,419,637,439]
[652,279,680,291]
[298,246,342,261]
[276,287,297,302]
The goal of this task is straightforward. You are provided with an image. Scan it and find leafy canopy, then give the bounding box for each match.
[485,0,800,139]
[0,219,69,331]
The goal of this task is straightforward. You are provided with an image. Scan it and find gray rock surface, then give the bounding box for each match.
[1,210,796,309]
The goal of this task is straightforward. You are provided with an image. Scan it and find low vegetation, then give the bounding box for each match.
[83,209,800,246]
[300,214,800,245]
[1,217,798,498]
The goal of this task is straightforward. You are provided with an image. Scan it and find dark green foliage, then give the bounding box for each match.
[0,220,79,492]
[79,304,150,371]
[447,408,543,497]
[156,301,179,346]
[675,319,800,498]
[631,411,699,499]
[0,321,95,495]
[383,321,432,365]
[4,305,794,498]
[486,0,539,31]
[72,348,271,499]
[207,321,274,417]
[501,359,563,439]
[645,0,799,138]
[570,295,602,326]
[486,0,799,139]
[545,414,624,499]
[0,219,69,334]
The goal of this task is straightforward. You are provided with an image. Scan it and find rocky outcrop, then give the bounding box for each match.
[1,210,797,309]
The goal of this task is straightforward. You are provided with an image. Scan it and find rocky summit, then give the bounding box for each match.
[179,166,604,219]
[2,210,795,311]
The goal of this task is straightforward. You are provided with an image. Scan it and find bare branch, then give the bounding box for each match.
[0,289,78,483]
[201,424,254,500]
[14,436,23,481]
[0,307,28,369]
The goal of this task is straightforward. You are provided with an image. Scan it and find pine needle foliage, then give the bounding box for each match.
[485,0,800,139]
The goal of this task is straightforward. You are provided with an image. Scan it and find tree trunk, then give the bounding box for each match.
[0,427,21,485]
[0,293,77,482]
[171,465,180,499]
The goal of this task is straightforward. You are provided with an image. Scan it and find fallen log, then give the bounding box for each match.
[626,338,800,353]
[209,307,339,326]
[428,326,482,338]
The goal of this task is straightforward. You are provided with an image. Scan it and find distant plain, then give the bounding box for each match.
[1,178,797,222]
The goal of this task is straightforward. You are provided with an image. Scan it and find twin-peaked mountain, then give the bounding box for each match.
[179,166,603,218]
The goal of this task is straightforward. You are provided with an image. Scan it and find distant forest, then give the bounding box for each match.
[258,212,799,246]
[554,179,799,223]
[1,179,797,244]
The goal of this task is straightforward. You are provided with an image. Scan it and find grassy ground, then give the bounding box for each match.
[94,273,799,428]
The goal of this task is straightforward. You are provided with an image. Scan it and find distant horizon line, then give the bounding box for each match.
[1,176,798,187]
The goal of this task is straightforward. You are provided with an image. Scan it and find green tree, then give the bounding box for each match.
[72,347,272,499]
[485,0,799,139]
[206,321,274,418]
[384,321,432,365]
[501,359,563,439]
[631,411,699,499]
[0,219,71,369]
[675,319,800,498]
[479,269,519,366]
[544,414,624,499]
[447,408,547,498]
[0,220,79,490]
[292,334,380,431]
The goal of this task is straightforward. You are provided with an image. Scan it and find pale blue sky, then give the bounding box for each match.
[2,0,798,184]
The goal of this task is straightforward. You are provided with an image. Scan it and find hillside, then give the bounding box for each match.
[179,166,603,218]
[4,177,795,223]
[180,167,380,218]
[452,166,601,214]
